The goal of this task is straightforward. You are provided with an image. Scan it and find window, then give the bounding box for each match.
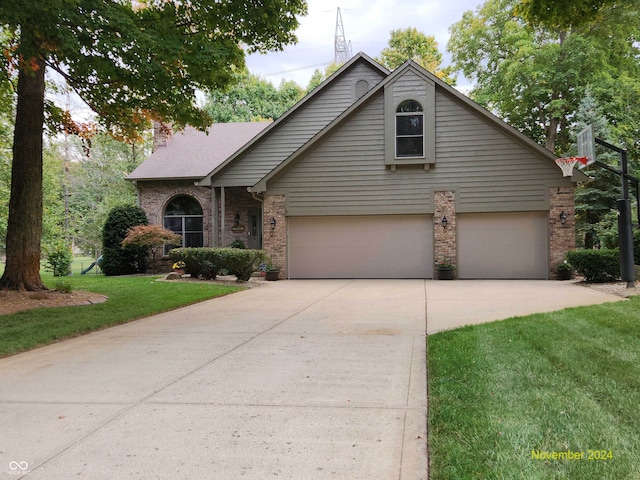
[395,100,424,158]
[384,80,435,167]
[163,195,203,253]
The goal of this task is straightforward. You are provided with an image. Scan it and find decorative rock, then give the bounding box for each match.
[165,272,182,280]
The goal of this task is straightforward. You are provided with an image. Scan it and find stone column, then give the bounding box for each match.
[263,194,287,278]
[549,186,576,279]
[434,191,456,278]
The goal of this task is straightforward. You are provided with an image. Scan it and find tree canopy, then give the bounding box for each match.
[516,0,617,29]
[377,27,455,84]
[0,0,307,290]
[448,0,640,154]
[205,72,305,123]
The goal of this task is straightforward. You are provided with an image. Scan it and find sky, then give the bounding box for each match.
[245,0,482,90]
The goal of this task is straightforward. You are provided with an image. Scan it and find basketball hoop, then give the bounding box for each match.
[555,156,588,177]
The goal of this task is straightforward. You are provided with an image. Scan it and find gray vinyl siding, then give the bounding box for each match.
[434,93,565,213]
[392,70,431,100]
[212,62,386,187]
[269,94,433,215]
[266,81,571,217]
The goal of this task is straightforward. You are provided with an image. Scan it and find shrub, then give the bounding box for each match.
[102,205,149,248]
[169,248,221,280]
[54,280,73,293]
[44,242,73,277]
[169,247,266,281]
[101,205,148,276]
[218,248,266,281]
[566,249,620,283]
[230,239,245,249]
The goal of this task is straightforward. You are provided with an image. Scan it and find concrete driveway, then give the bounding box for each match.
[0,279,623,479]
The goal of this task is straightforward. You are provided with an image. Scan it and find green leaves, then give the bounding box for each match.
[0,0,307,139]
[377,27,455,84]
[205,71,305,123]
[447,0,639,153]
[517,0,613,29]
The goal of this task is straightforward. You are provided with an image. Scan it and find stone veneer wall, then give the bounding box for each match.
[549,186,576,279]
[136,180,212,246]
[433,191,457,278]
[262,194,287,278]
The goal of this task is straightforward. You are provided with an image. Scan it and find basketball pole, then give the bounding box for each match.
[595,138,635,288]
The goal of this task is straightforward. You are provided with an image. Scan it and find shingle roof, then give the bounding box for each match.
[127,122,271,181]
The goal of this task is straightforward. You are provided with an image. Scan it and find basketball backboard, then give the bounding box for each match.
[577,124,596,167]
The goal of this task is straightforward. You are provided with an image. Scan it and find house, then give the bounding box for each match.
[127,52,587,279]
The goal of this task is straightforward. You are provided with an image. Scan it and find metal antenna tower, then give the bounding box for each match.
[334,7,352,64]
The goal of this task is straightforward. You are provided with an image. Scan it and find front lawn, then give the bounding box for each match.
[428,297,640,479]
[0,272,242,358]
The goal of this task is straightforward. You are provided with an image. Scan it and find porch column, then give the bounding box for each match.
[220,186,225,248]
[211,187,218,247]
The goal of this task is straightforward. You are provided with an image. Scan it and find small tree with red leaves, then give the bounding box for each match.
[122,225,181,273]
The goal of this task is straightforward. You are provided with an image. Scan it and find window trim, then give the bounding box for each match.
[384,79,436,167]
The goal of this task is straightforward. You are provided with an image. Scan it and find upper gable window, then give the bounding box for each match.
[395,100,424,158]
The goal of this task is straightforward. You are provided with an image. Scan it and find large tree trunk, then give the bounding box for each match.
[0,53,46,291]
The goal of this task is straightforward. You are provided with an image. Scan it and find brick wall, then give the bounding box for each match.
[136,180,212,245]
[221,187,263,248]
[434,191,456,278]
[549,186,576,279]
[152,122,173,152]
[263,194,287,278]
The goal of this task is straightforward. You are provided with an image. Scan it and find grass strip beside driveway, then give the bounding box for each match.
[428,297,640,480]
[0,275,242,358]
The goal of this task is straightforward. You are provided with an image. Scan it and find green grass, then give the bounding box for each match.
[428,298,640,479]
[0,269,242,358]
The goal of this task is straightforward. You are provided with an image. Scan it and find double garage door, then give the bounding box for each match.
[288,213,548,279]
[288,215,434,278]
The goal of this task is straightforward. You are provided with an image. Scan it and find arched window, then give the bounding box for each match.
[395,100,424,158]
[163,195,203,252]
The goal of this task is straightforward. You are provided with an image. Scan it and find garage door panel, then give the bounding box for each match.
[289,216,433,279]
[458,213,547,279]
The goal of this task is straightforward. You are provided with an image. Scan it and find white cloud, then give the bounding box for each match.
[245,0,481,89]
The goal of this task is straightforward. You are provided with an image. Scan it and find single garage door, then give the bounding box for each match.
[288,215,433,278]
[457,212,548,279]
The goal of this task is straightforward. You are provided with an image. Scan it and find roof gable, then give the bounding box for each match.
[197,53,389,187]
[127,122,270,181]
[252,58,589,190]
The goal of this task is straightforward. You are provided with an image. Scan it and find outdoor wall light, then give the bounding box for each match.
[441,216,448,228]
[270,217,277,230]
[234,212,240,225]
[559,211,567,225]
